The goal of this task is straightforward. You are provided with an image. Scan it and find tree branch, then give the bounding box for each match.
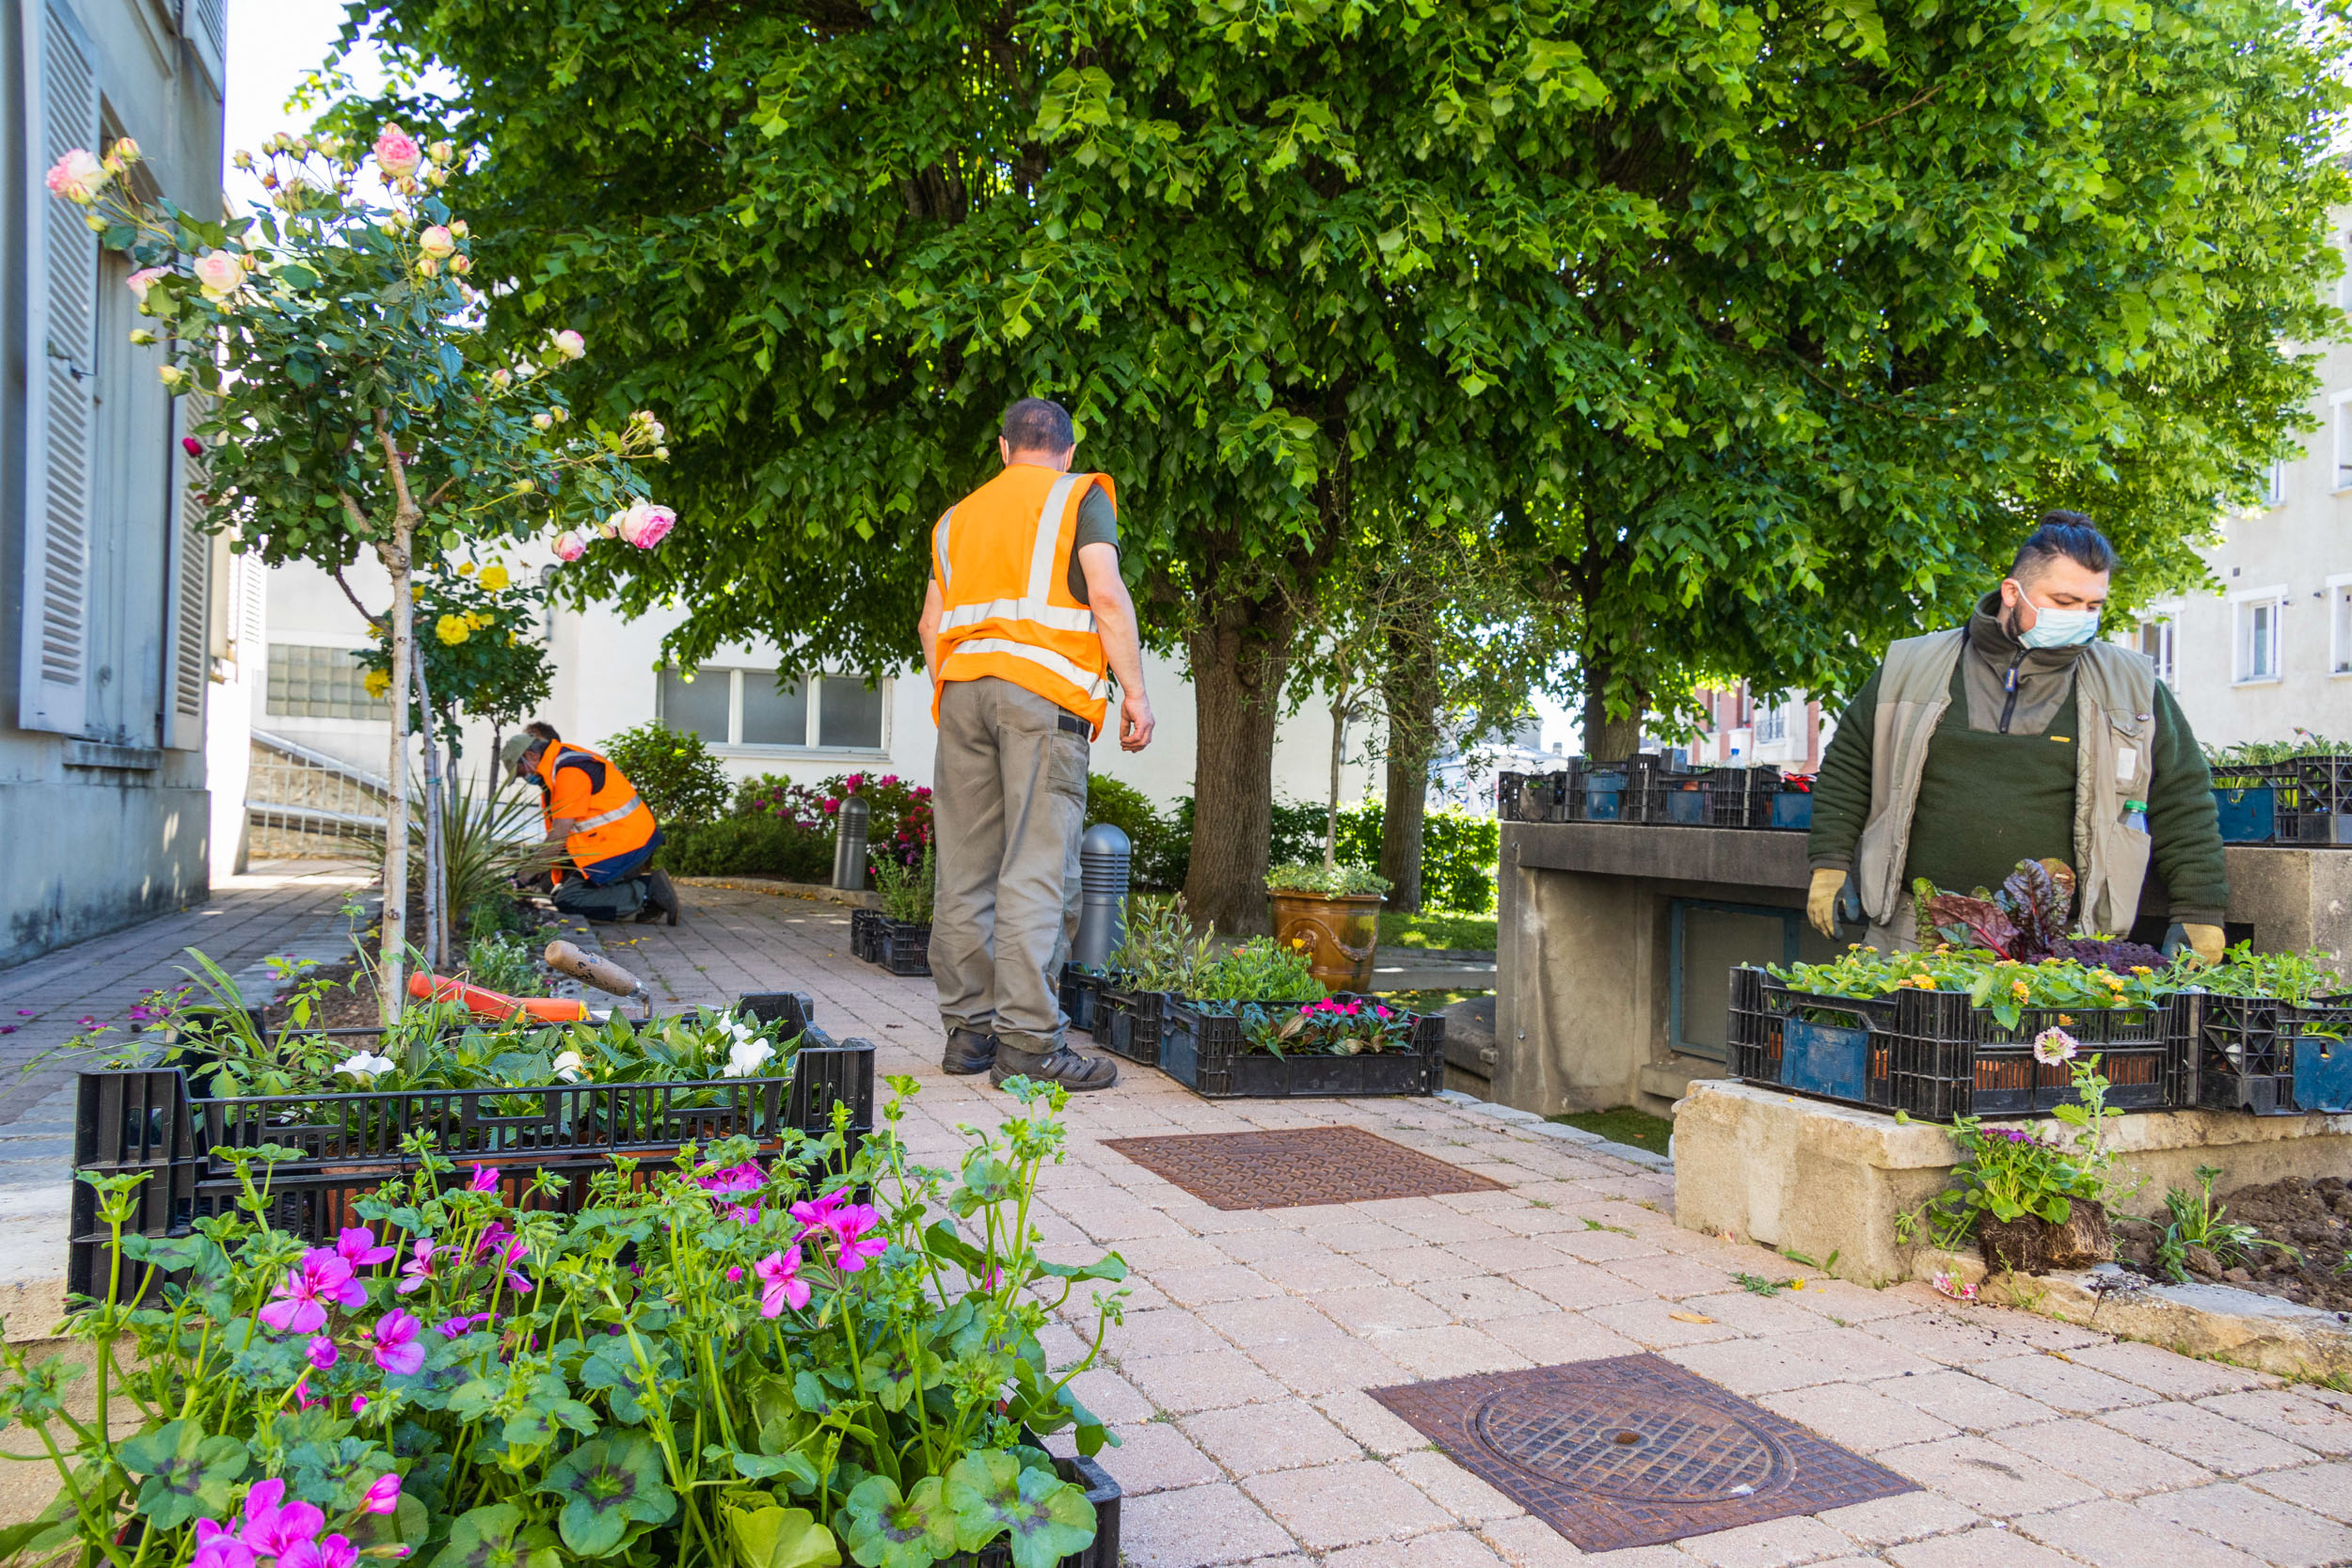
[333,566,385,631]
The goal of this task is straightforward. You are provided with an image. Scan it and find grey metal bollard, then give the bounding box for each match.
[1073,823,1132,969]
[832,795,871,892]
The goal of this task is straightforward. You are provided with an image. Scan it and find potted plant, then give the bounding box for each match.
[1096,895,1214,1067]
[1159,938,1324,1073]
[1924,1053,2130,1274]
[1162,993,1441,1100]
[866,846,936,976]
[1264,863,1391,992]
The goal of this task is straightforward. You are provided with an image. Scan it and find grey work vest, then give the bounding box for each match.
[1849,630,2159,936]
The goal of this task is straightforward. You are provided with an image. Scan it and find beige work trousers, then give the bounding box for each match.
[930,676,1088,1053]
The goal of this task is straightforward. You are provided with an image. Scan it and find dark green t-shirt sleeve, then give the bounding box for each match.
[1067,484,1118,605]
[2145,679,2227,924]
[1807,669,1881,871]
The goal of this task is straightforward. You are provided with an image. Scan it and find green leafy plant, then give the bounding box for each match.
[603,721,733,828]
[871,845,936,925]
[660,814,834,880]
[1105,895,1216,994]
[1264,862,1392,899]
[1187,938,1325,1004]
[1927,1059,2124,1247]
[2150,1164,2302,1282]
[463,932,540,997]
[8,1077,1122,1568]
[1913,860,2169,974]
[1770,945,2179,1030]
[2206,731,2352,768]
[2186,944,2352,1006]
[1230,995,1415,1058]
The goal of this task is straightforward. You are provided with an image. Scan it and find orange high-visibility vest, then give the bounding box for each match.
[930,464,1114,735]
[533,741,658,881]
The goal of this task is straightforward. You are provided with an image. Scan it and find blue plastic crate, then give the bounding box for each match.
[1770,794,1813,831]
[2213,786,2277,844]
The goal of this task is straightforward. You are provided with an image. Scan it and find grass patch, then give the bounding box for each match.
[1548,1106,1675,1155]
[1377,910,1498,951]
[1378,987,1491,1014]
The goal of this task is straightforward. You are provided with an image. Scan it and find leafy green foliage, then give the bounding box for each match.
[1085,778,1188,894]
[1265,862,1391,898]
[1915,861,2169,973]
[1928,1059,2127,1243]
[1186,938,1323,1005]
[2189,945,2352,1006]
[870,846,936,925]
[600,722,732,829]
[1770,947,2180,1029]
[463,931,539,997]
[659,816,834,882]
[353,560,551,744]
[1335,804,1500,915]
[2206,732,2352,768]
[1230,996,1417,1058]
[1104,895,1216,994]
[2150,1164,2301,1282]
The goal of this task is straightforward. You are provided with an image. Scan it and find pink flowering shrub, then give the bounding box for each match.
[1232,993,1418,1057]
[737,770,935,867]
[14,1079,1120,1568]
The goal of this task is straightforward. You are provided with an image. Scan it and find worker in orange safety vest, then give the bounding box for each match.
[501,722,680,925]
[916,398,1153,1090]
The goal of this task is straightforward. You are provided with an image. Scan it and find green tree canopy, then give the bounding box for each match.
[344,0,2346,922]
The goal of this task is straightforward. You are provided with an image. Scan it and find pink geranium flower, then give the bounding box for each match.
[793,1190,887,1272]
[260,1249,365,1334]
[754,1248,811,1318]
[238,1479,326,1558]
[192,1518,256,1568]
[305,1336,338,1370]
[437,1312,493,1339]
[367,1310,425,1376]
[787,1188,849,1234]
[336,1227,395,1269]
[468,1164,500,1193]
[363,1474,402,1515]
[394,1238,438,1295]
[278,1534,358,1568]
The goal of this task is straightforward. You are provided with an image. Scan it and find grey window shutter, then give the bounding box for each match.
[165,395,211,750]
[17,0,100,736]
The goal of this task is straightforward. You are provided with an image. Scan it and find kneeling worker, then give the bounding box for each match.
[1806,515,2227,957]
[501,722,681,925]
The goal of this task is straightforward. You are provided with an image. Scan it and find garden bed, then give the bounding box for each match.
[2112,1174,2352,1310]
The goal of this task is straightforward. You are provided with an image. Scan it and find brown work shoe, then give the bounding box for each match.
[991,1039,1118,1092]
[942,1027,997,1076]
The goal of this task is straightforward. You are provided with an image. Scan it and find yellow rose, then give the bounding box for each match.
[457,561,476,577]
[435,614,470,645]
[361,669,390,699]
[479,564,509,592]
[465,611,488,628]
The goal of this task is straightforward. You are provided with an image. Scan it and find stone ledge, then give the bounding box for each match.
[674,877,880,909]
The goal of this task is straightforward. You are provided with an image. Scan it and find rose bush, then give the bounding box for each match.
[3,1079,1122,1568]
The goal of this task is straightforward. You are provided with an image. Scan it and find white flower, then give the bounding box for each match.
[336,1050,398,1083]
[2031,1026,2079,1067]
[191,250,243,299]
[722,1037,777,1078]
[552,1050,588,1083]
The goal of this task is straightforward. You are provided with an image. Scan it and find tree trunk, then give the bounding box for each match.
[414,660,447,972]
[377,518,413,1023]
[1377,638,1438,912]
[1325,687,1348,874]
[1184,594,1297,935]
[1582,660,1646,762]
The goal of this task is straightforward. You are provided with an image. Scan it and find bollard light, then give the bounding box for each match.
[1073,823,1132,969]
[832,795,871,892]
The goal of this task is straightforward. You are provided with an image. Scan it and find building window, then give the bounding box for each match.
[1754,701,1788,746]
[2330,579,2352,676]
[2234,596,2283,684]
[2336,402,2352,490]
[2135,618,2176,687]
[2265,460,2287,508]
[265,643,389,720]
[660,668,887,751]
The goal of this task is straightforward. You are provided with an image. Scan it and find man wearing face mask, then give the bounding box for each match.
[1805,515,2228,960]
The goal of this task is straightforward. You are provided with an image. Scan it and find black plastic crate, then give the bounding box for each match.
[1496,770,1532,821]
[971,1452,1120,1568]
[2196,991,2352,1114]
[1728,969,1900,1109]
[2277,811,2352,847]
[1887,989,2185,1120]
[850,908,882,960]
[873,917,932,976]
[1767,791,1814,831]
[1096,985,1168,1068]
[1157,996,1442,1099]
[1059,965,1104,1034]
[2291,754,2352,812]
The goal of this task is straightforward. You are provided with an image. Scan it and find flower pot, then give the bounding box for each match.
[1977,1199,2110,1275]
[1268,892,1384,992]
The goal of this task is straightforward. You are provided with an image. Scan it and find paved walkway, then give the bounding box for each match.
[10,877,2352,1566]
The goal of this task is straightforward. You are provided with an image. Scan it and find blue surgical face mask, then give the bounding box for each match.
[2020,604,2101,648]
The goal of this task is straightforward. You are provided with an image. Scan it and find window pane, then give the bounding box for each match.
[660,667,733,742]
[741,673,809,745]
[818,675,883,749]
[265,643,389,720]
[2336,594,2351,673]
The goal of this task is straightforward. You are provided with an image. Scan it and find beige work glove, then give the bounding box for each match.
[2182,923,2225,967]
[1807,868,1847,938]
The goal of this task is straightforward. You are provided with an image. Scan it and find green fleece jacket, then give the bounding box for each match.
[1808,602,2228,926]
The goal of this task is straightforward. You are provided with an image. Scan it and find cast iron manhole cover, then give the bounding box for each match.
[1102,1126,1503,1210]
[1371,1355,1915,1551]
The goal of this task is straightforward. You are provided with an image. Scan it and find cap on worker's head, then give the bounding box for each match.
[500,733,539,771]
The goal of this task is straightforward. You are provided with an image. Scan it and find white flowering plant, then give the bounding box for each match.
[45,127,675,1020]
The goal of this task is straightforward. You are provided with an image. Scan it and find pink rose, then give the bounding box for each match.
[551,531,585,562]
[617,500,675,548]
[417,225,455,259]
[43,149,105,202]
[182,436,202,458]
[552,328,585,360]
[191,251,243,299]
[125,266,167,303]
[373,124,421,178]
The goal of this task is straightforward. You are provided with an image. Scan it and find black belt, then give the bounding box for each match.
[1057,712,1089,736]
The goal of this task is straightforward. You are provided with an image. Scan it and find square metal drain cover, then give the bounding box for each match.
[1103,1125,1503,1210]
[1370,1354,1916,1551]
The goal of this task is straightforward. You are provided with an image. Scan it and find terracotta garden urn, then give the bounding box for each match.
[1269,890,1385,992]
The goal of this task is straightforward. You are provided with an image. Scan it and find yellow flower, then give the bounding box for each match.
[457,561,475,576]
[2010,979,2030,1000]
[479,564,509,592]
[1292,937,1307,949]
[465,611,488,629]
[1912,973,1935,990]
[361,669,390,699]
[435,613,471,645]
[411,584,424,600]
[2130,965,2153,976]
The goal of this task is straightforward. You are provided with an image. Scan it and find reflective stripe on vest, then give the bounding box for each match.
[935,475,1098,634]
[946,637,1111,702]
[931,463,1113,732]
[574,795,645,833]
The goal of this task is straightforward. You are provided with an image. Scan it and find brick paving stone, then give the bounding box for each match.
[2098,1402,2321,1477]
[2198,1390,2352,1458]
[1181,1400,1362,1476]
[1248,1335,1415,1399]
[1121,1350,1288,1415]
[1412,1275,1553,1322]
[1860,1310,2047,1370]
[1596,1253,1746,1299]
[1353,1245,1465,1285]
[1673,1289,1829,1338]
[1386,1449,1527,1526]
[1114,1308,1237,1361]
[1815,1490,1984,1548]
[1773,1277,1931,1324]
[1368,1324,1531,1379]
[1994,1416,2217,1497]
[1756,1381,1962,1454]
[1543,1229,1667,1263]
[1663,1328,1936,1395]
[1253,1252,1387,1293]
[1671,1515,1862,1568]
[1579,1298,1748,1349]
[2062,1339,2276,1400]
[1156,1265,1284,1307]
[1304,1221,1422,1254]
[2247,1462,2352,1523]
[1312,1389,1432,1457]
[2012,1497,2270,1568]
[1088,1419,1225,1497]
[1066,1367,1157,1426]
[1310,1285,1458,1336]
[1511,1261,1658,1311]
[1324,1531,1509,1568]
[1873,1370,2058,1433]
[1474,1310,1645,1367]
[1119,1482,1298,1568]
[1190,1293,1346,1349]
[1886,1526,2083,1567]
[1241,1459,1456,1550]
[1477,1514,1595,1567]
[1871,1435,2104,1518]
[2137,1481,2352,1567]
[1449,1237,1579,1275]
[1969,1353,2161,1416]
